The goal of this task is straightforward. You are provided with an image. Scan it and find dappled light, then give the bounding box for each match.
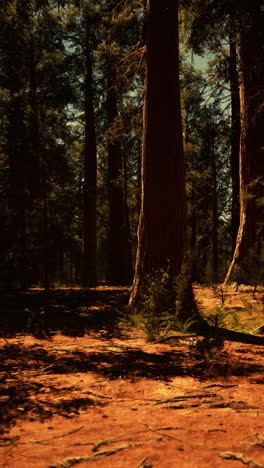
[1,286,264,467]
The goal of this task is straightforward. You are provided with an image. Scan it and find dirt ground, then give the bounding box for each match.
[1,285,264,468]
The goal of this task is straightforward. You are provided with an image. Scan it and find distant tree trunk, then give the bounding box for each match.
[225,2,264,284]
[228,27,240,253]
[106,57,132,285]
[81,15,97,287]
[28,37,41,199]
[123,152,133,281]
[7,101,27,289]
[211,142,218,281]
[42,173,51,310]
[129,0,187,310]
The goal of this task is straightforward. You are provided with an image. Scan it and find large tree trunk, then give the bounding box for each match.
[106,57,132,285]
[81,15,97,287]
[129,0,187,309]
[225,2,264,284]
[228,28,240,254]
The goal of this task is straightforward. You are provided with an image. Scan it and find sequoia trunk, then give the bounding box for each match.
[129,0,186,309]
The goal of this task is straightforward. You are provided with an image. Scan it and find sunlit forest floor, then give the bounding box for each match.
[1,285,264,468]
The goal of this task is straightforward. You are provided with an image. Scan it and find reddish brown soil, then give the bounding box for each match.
[1,285,264,468]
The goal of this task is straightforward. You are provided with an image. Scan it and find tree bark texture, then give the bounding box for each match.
[129,0,186,309]
[106,57,133,285]
[225,2,264,283]
[81,17,97,287]
[228,29,240,254]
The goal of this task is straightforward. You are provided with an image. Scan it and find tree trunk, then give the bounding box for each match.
[228,27,240,254]
[212,142,218,281]
[129,0,187,309]
[225,2,264,284]
[106,57,132,285]
[81,15,97,287]
[7,101,27,289]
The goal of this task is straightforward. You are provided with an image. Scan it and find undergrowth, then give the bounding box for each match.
[122,263,198,341]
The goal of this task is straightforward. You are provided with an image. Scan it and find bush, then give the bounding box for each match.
[125,262,198,341]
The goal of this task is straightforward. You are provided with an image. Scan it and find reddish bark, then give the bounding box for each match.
[129,0,186,309]
[225,2,264,283]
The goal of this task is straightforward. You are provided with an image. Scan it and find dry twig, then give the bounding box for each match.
[220,451,264,468]
[83,389,112,399]
[30,426,84,445]
[152,393,218,405]
[47,443,143,468]
[93,425,184,452]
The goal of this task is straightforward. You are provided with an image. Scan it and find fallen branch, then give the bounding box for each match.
[138,456,153,468]
[153,393,218,405]
[47,443,143,468]
[203,384,238,389]
[250,430,264,444]
[93,425,183,452]
[137,421,184,442]
[83,389,112,399]
[162,403,200,410]
[30,426,84,445]
[201,327,264,346]
[220,452,264,468]
[241,430,264,448]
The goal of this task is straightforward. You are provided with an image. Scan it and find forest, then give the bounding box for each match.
[0,1,264,467]
[0,0,262,295]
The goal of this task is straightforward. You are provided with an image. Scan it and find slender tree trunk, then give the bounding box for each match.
[42,173,50,311]
[212,143,218,280]
[225,3,264,284]
[106,57,132,285]
[228,27,240,253]
[123,152,133,282]
[7,103,27,288]
[129,0,187,309]
[28,37,41,198]
[81,15,97,287]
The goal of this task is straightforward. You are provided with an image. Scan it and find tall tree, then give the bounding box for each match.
[106,54,133,285]
[98,3,136,285]
[129,0,188,310]
[81,6,97,286]
[225,0,264,283]
[228,21,240,253]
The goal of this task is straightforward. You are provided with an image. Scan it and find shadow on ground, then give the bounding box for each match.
[1,337,264,431]
[0,287,130,339]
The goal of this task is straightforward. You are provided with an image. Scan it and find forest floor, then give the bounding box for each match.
[1,285,264,468]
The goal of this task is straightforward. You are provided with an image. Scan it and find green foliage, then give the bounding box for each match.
[205,306,236,329]
[126,263,198,341]
[204,301,263,334]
